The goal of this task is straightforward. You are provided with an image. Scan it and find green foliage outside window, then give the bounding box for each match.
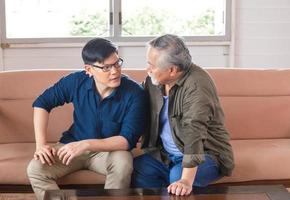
[70,12,108,36]
[70,8,215,37]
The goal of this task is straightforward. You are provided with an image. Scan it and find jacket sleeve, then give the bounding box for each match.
[180,83,214,168]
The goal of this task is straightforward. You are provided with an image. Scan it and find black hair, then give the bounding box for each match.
[82,38,118,65]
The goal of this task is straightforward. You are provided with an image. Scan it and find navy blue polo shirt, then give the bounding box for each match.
[33,71,147,150]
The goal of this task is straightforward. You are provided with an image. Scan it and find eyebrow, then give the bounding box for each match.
[103,58,120,66]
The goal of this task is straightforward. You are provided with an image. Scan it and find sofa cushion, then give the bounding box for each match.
[217,139,290,183]
[209,69,290,140]
[1,140,290,185]
[0,100,73,143]
[220,96,290,139]
[209,69,290,96]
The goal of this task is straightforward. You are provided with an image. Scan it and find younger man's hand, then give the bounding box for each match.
[57,141,89,166]
[34,145,57,166]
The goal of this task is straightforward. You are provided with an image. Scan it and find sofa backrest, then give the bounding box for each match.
[209,69,290,140]
[0,69,147,143]
[1,68,290,143]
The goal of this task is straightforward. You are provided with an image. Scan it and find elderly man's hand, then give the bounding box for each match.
[167,179,192,196]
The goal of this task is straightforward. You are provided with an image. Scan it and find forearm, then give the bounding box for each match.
[85,136,129,152]
[33,107,49,148]
[181,167,197,186]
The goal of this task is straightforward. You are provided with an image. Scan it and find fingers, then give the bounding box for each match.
[34,153,39,160]
[44,148,56,164]
[185,187,192,195]
[175,185,182,196]
[35,151,51,165]
[41,151,54,165]
[65,154,74,166]
[51,147,57,157]
[168,183,178,195]
[62,152,71,165]
[39,153,47,165]
[57,146,74,165]
[34,146,56,166]
[181,187,192,196]
[57,146,67,163]
[168,182,192,196]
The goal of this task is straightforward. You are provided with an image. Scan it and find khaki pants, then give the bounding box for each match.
[27,143,133,200]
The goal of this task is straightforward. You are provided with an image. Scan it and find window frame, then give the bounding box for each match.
[0,0,232,44]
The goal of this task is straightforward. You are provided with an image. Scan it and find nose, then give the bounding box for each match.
[110,65,119,74]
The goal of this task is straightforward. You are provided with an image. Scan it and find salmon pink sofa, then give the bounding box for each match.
[1,68,290,189]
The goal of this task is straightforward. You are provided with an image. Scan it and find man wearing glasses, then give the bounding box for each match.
[27,38,148,200]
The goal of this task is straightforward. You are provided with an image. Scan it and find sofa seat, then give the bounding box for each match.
[1,139,290,185]
[218,139,290,183]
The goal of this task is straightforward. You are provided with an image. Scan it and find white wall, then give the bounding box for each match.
[235,0,290,68]
[2,45,229,71]
[1,0,290,71]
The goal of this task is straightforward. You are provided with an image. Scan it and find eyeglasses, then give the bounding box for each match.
[91,58,123,72]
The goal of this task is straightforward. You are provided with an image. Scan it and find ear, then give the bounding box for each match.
[169,65,179,76]
[84,65,94,77]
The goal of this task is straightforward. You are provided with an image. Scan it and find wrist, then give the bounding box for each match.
[179,178,192,186]
[82,140,91,151]
[181,167,197,185]
[36,143,47,149]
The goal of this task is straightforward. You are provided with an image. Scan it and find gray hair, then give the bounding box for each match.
[147,34,192,71]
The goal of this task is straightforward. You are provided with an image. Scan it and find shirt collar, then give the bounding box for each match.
[85,75,95,91]
[85,74,122,100]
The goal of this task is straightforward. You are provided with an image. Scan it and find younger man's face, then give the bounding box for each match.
[89,53,122,89]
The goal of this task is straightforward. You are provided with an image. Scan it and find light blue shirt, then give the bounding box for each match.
[160,96,183,156]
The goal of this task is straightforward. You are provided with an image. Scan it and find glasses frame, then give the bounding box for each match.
[90,58,123,72]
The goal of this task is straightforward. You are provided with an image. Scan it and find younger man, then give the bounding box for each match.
[27,38,147,200]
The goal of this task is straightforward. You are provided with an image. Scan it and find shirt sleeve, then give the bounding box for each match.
[181,84,214,168]
[32,73,76,112]
[120,89,149,150]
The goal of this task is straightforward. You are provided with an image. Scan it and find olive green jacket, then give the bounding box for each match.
[141,64,234,176]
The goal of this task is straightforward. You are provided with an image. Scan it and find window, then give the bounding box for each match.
[1,0,231,43]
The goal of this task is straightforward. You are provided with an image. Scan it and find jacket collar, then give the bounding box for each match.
[174,64,195,87]
[156,63,195,91]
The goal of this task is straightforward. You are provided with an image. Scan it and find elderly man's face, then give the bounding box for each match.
[146,47,172,86]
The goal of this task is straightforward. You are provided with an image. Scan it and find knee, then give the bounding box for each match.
[133,154,152,172]
[27,159,41,177]
[107,151,133,175]
[27,159,49,178]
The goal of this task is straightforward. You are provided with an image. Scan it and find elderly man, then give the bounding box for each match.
[132,34,234,196]
[27,38,147,200]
